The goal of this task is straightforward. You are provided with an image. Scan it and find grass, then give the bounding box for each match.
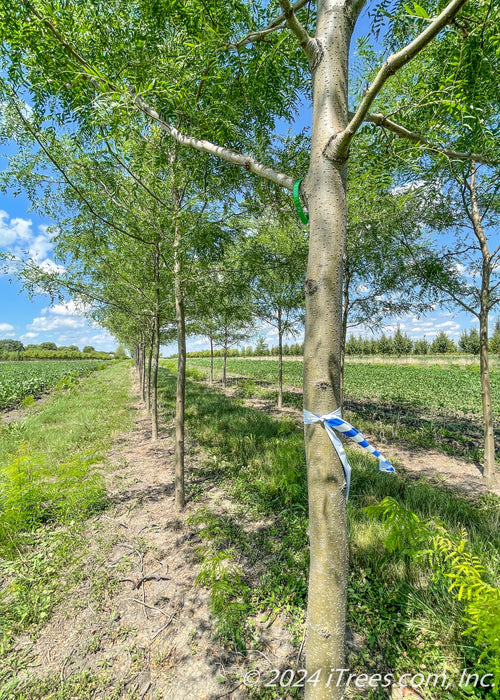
[0,361,133,678]
[186,357,500,464]
[159,361,500,700]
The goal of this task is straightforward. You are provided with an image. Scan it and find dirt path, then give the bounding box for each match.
[12,376,296,700]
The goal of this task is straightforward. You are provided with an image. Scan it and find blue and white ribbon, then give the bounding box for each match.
[303,408,395,500]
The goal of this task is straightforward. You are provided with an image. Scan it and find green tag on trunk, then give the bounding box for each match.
[293,178,309,225]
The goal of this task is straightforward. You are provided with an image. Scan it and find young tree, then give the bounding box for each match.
[490,319,500,356]
[430,331,456,354]
[459,328,480,356]
[393,326,413,358]
[414,338,429,356]
[364,7,500,482]
[241,212,307,406]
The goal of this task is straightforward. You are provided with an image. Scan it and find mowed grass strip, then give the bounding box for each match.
[0,362,133,658]
[159,363,500,700]
[186,358,500,464]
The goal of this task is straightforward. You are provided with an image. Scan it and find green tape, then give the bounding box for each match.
[293,178,309,225]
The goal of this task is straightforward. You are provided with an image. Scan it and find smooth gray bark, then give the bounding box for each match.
[173,205,186,510]
[151,250,160,441]
[468,165,496,481]
[277,307,283,409]
[302,2,352,697]
[147,328,154,413]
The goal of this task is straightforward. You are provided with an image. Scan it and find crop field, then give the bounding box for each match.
[187,357,500,416]
[0,360,107,410]
[186,357,500,462]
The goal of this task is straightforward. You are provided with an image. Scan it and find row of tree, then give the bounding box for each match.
[185,323,500,359]
[1,1,499,696]
[346,325,500,357]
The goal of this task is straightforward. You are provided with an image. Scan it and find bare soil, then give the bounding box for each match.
[0,392,53,425]
[12,374,297,700]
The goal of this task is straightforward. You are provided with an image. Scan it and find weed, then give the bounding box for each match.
[234,378,258,398]
[20,395,35,408]
[195,547,251,650]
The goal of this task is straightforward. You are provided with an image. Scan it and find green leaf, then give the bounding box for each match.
[413,3,429,19]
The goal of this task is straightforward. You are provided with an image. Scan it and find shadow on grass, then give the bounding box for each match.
[157,366,500,699]
[279,388,499,467]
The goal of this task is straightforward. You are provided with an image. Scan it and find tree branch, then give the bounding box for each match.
[26,3,295,191]
[8,92,162,250]
[361,112,492,164]
[131,92,294,189]
[394,232,478,317]
[233,0,309,48]
[346,0,368,26]
[277,0,320,69]
[325,0,469,162]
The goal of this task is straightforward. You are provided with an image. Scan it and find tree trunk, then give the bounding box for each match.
[468,163,496,481]
[277,308,283,409]
[340,263,351,405]
[303,3,352,697]
[479,306,495,480]
[174,208,186,509]
[210,334,214,384]
[141,342,147,403]
[151,251,160,441]
[147,328,154,414]
[223,328,228,390]
[138,339,146,403]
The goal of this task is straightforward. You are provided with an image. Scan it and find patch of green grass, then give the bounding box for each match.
[0,363,132,656]
[159,365,500,700]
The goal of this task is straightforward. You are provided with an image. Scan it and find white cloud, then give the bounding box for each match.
[0,211,63,274]
[0,322,14,333]
[391,179,426,196]
[435,321,460,329]
[37,259,66,274]
[20,332,39,340]
[28,315,86,332]
[191,337,209,346]
[0,211,33,247]
[41,300,89,317]
[28,234,54,261]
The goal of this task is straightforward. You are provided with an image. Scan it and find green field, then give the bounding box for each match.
[0,360,108,410]
[186,358,500,462]
[186,357,500,417]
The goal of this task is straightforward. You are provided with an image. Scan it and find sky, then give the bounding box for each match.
[0,7,487,355]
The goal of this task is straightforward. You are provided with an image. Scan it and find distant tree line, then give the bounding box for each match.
[342,324,500,358]
[0,339,118,361]
[185,321,500,359]
[186,338,305,359]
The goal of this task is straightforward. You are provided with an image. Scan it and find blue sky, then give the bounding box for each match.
[0,7,485,354]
